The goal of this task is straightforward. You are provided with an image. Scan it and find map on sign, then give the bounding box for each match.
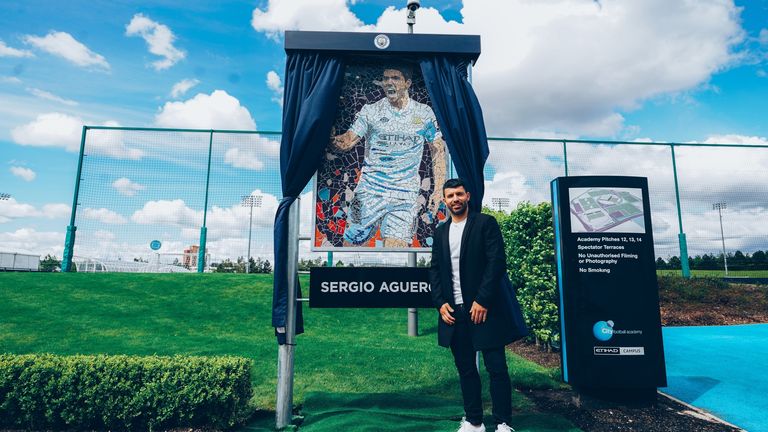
[569,187,646,233]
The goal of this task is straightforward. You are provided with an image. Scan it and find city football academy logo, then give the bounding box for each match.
[374,34,390,49]
[593,320,614,341]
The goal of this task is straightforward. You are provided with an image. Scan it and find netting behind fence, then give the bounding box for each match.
[68,128,768,273]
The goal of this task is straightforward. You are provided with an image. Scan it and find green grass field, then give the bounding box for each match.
[0,273,561,418]
[657,269,768,278]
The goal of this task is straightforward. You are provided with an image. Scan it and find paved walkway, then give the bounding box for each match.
[662,324,768,432]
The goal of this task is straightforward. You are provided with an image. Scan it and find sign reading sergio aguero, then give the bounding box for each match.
[312,60,448,251]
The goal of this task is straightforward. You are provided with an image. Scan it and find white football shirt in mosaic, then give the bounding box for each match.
[350,97,442,199]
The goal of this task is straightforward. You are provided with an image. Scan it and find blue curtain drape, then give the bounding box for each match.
[273,52,345,343]
[420,55,528,341]
[419,55,489,212]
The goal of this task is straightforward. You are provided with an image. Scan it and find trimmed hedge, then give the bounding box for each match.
[0,354,253,431]
[488,202,560,349]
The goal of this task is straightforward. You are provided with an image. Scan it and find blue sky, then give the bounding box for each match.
[1,0,767,261]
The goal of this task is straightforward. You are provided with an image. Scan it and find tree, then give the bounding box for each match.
[731,250,746,270]
[40,254,61,272]
[655,257,668,270]
[215,259,236,273]
[752,250,766,269]
[260,259,272,273]
[668,256,681,269]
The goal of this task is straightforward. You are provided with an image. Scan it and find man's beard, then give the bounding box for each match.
[448,201,468,216]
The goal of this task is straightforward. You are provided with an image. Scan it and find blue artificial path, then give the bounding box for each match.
[662,324,768,432]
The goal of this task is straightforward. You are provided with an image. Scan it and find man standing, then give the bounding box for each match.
[333,64,446,248]
[430,178,517,432]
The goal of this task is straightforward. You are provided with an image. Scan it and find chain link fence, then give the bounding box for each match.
[63,127,768,275]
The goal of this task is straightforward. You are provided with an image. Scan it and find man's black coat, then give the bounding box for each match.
[429,211,524,350]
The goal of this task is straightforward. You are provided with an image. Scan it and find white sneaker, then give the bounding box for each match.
[495,423,515,432]
[457,417,486,432]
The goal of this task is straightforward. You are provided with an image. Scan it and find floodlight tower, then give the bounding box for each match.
[712,202,728,276]
[491,197,510,212]
[241,194,263,274]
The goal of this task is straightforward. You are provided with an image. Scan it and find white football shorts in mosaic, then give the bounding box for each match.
[343,189,420,244]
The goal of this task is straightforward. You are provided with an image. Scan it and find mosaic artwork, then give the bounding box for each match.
[313,59,448,251]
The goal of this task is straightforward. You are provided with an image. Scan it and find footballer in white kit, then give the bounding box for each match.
[333,65,446,248]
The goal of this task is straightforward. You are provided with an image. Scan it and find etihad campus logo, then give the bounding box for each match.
[593,320,615,341]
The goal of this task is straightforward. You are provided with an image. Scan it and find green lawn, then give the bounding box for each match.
[657,269,768,278]
[0,273,561,414]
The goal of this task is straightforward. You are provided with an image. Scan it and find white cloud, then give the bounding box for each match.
[27,87,78,106]
[131,193,279,242]
[251,0,366,40]
[0,40,34,58]
[170,78,200,98]
[11,113,144,159]
[94,230,116,242]
[0,198,70,223]
[112,177,146,197]
[701,134,768,146]
[266,70,284,107]
[81,207,127,224]
[41,203,71,219]
[220,134,281,171]
[11,112,82,152]
[131,199,200,227]
[224,147,264,170]
[154,90,257,130]
[10,166,36,181]
[23,31,109,70]
[251,0,744,137]
[1,76,22,84]
[0,228,63,256]
[126,13,186,70]
[0,198,38,223]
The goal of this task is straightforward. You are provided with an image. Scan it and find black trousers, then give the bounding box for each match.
[450,303,512,426]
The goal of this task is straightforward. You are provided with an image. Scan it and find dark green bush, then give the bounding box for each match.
[658,275,729,303]
[488,202,559,348]
[0,354,253,431]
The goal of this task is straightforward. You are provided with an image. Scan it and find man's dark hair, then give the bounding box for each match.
[442,178,467,195]
[384,64,413,82]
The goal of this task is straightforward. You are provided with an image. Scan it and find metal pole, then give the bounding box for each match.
[562,140,569,176]
[408,253,418,336]
[670,145,691,278]
[198,131,214,272]
[276,198,300,429]
[714,203,729,276]
[246,204,253,274]
[327,251,333,267]
[62,126,88,272]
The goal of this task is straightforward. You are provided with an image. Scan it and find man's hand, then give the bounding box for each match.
[439,303,455,325]
[469,301,487,324]
[332,129,360,151]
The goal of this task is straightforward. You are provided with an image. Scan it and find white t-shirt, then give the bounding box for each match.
[448,219,467,305]
[350,97,442,199]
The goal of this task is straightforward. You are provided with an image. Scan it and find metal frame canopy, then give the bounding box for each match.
[284,30,481,62]
[275,30,483,429]
[288,31,481,253]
